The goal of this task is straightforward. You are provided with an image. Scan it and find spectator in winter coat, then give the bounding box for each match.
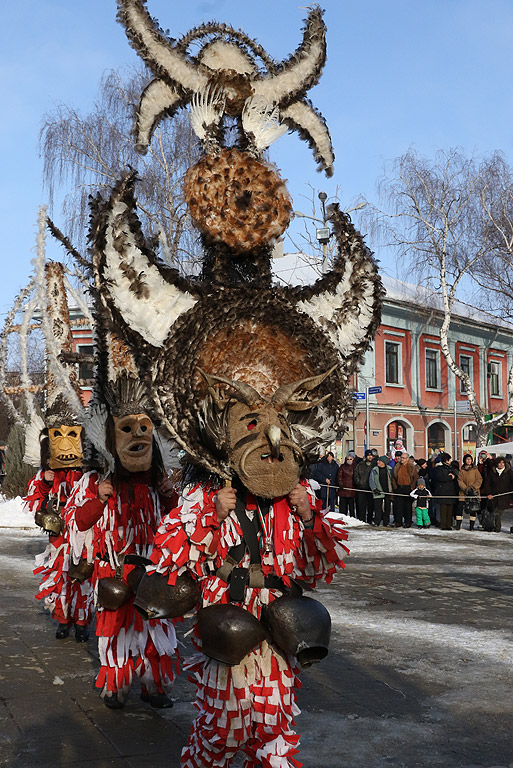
[312,452,339,512]
[433,453,457,530]
[369,456,392,526]
[354,450,376,523]
[392,454,418,527]
[483,456,513,532]
[477,450,494,522]
[337,455,356,517]
[416,458,430,488]
[457,454,482,531]
[388,450,402,471]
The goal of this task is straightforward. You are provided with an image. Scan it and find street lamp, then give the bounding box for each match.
[293,196,367,271]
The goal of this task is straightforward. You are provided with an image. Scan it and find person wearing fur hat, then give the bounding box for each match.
[456,454,482,530]
[482,456,513,532]
[369,455,392,526]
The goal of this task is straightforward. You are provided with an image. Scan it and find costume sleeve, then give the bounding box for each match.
[292,481,349,588]
[64,473,97,566]
[149,483,233,584]
[67,472,104,531]
[22,471,52,517]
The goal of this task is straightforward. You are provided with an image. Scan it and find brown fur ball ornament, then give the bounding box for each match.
[184,148,292,252]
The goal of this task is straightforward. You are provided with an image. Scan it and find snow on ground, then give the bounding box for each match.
[0,495,36,529]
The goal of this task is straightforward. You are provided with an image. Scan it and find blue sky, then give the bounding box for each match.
[2,0,513,315]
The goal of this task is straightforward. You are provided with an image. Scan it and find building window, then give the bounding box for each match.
[77,345,94,382]
[489,360,502,397]
[385,341,400,384]
[459,355,472,394]
[428,422,446,453]
[425,348,440,390]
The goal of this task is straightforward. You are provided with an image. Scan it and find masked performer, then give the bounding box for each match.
[67,375,179,709]
[84,0,383,753]
[19,259,93,641]
[144,370,349,767]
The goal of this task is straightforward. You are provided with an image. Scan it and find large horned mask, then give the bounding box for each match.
[199,368,333,499]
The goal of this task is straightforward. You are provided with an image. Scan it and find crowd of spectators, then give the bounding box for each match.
[311,447,513,532]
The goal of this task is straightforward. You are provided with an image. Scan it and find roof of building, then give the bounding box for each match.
[271,251,512,333]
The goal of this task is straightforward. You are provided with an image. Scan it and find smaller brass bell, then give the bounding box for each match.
[97,565,132,611]
[41,512,63,537]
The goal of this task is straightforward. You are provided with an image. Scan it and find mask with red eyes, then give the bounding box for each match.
[227,401,301,499]
[113,414,153,473]
[48,425,83,469]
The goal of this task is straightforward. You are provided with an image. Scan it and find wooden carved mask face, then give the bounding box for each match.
[227,401,301,499]
[48,425,83,470]
[113,414,153,473]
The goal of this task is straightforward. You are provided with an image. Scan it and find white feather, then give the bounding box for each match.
[136,79,181,149]
[22,413,45,466]
[281,100,334,172]
[189,84,225,141]
[103,199,197,347]
[242,96,287,150]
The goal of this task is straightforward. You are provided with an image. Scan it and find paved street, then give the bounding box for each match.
[1,516,513,768]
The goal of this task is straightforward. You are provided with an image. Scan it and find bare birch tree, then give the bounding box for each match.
[373,147,513,446]
[40,67,200,270]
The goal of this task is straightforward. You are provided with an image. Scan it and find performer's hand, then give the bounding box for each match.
[288,483,311,518]
[158,476,175,497]
[44,470,55,483]
[215,486,236,522]
[98,479,114,503]
[488,494,493,500]
[326,478,331,485]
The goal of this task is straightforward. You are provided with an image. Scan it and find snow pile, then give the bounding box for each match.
[0,496,36,528]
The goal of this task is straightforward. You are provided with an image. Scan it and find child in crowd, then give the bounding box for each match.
[410,478,432,528]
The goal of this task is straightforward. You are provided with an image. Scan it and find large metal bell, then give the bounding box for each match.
[263,595,331,668]
[41,512,64,537]
[69,559,94,583]
[197,603,268,666]
[134,571,200,620]
[97,576,133,611]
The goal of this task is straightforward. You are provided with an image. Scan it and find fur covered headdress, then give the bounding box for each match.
[84,3,383,480]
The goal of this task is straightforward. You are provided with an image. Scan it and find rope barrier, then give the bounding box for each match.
[314,481,512,501]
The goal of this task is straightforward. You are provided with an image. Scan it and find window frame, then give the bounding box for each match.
[459,354,472,394]
[489,360,502,398]
[384,340,402,386]
[425,347,441,391]
[76,343,94,383]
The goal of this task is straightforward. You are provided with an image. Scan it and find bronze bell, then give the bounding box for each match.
[197,603,268,666]
[262,595,331,668]
[34,509,45,528]
[69,559,94,583]
[41,512,64,537]
[125,554,153,594]
[134,571,200,620]
[97,565,132,611]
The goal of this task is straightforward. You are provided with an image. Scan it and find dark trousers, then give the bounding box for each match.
[356,491,374,523]
[339,497,355,516]
[373,496,391,526]
[394,486,413,527]
[440,503,453,530]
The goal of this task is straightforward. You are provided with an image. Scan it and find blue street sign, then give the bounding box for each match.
[352,392,366,400]
[368,386,382,394]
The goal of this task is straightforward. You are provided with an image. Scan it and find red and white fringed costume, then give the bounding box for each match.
[149,479,348,768]
[25,469,93,628]
[68,470,178,703]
